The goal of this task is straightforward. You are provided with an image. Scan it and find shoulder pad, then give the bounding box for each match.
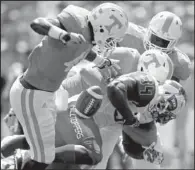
[170,48,192,80]
[107,47,140,74]
[57,5,90,34]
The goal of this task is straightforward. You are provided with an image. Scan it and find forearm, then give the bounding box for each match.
[1,135,29,158]
[30,17,70,41]
[107,81,137,125]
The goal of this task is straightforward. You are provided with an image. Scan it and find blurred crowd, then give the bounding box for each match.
[1,1,194,169]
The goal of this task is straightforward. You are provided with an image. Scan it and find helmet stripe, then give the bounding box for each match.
[162,15,174,33]
[167,57,173,79]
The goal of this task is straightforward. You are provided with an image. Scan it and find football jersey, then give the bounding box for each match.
[118,22,191,81]
[55,108,102,153]
[110,71,157,107]
[111,71,159,147]
[23,5,92,92]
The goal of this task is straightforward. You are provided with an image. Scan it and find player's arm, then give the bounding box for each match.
[55,140,102,166]
[30,18,67,39]
[30,17,85,44]
[1,135,29,158]
[107,75,139,126]
[1,136,100,166]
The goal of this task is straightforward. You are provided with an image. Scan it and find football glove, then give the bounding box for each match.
[59,32,86,45]
[96,58,122,83]
[143,142,164,165]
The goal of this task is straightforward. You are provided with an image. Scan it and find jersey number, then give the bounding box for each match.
[139,76,154,96]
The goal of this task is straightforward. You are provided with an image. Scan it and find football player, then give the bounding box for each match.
[117,11,192,168]
[9,3,128,169]
[60,48,175,169]
[2,86,104,169]
[107,76,187,169]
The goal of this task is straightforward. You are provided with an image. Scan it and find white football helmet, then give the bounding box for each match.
[88,3,128,52]
[149,80,186,125]
[137,49,174,84]
[144,11,182,54]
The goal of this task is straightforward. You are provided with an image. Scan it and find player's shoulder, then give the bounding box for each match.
[107,47,140,74]
[57,5,90,34]
[127,71,153,80]
[126,22,146,39]
[107,47,140,59]
[62,5,90,18]
[170,48,192,80]
[118,22,146,54]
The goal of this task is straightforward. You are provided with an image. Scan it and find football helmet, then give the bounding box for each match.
[137,49,174,84]
[88,3,128,52]
[69,86,103,119]
[149,80,187,125]
[144,11,182,54]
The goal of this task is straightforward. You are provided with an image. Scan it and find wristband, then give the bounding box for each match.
[48,25,67,40]
[93,55,105,66]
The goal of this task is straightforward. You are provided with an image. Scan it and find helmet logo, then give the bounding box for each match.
[143,54,161,69]
[161,15,174,34]
[105,15,122,33]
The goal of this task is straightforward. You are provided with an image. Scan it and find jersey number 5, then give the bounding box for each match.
[139,76,154,96]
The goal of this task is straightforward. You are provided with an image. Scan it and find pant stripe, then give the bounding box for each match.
[28,90,45,163]
[21,88,38,160]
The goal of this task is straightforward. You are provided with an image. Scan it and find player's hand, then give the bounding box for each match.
[60,32,86,45]
[97,58,122,83]
[1,156,16,169]
[143,142,164,165]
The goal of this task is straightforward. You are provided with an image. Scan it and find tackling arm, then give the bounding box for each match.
[55,143,102,165]
[1,135,101,166]
[30,18,71,43]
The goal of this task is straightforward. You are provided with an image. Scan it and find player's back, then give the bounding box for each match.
[55,108,102,149]
[24,5,92,92]
[118,22,146,54]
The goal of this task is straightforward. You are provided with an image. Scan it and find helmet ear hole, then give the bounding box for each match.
[141,67,144,71]
[100,28,104,33]
[163,63,165,67]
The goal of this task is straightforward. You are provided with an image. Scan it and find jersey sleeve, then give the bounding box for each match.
[57,5,89,33]
[107,47,140,74]
[61,69,89,98]
[171,48,192,81]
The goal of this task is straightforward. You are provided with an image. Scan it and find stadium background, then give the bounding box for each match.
[1,1,194,169]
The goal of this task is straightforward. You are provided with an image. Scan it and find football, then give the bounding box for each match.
[75,86,103,118]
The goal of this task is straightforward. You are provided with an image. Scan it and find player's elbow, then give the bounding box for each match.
[30,17,50,35]
[1,135,29,158]
[91,150,103,165]
[30,18,41,30]
[107,81,119,99]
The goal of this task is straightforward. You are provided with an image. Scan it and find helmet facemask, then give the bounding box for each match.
[144,29,177,54]
[149,94,177,125]
[149,84,186,125]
